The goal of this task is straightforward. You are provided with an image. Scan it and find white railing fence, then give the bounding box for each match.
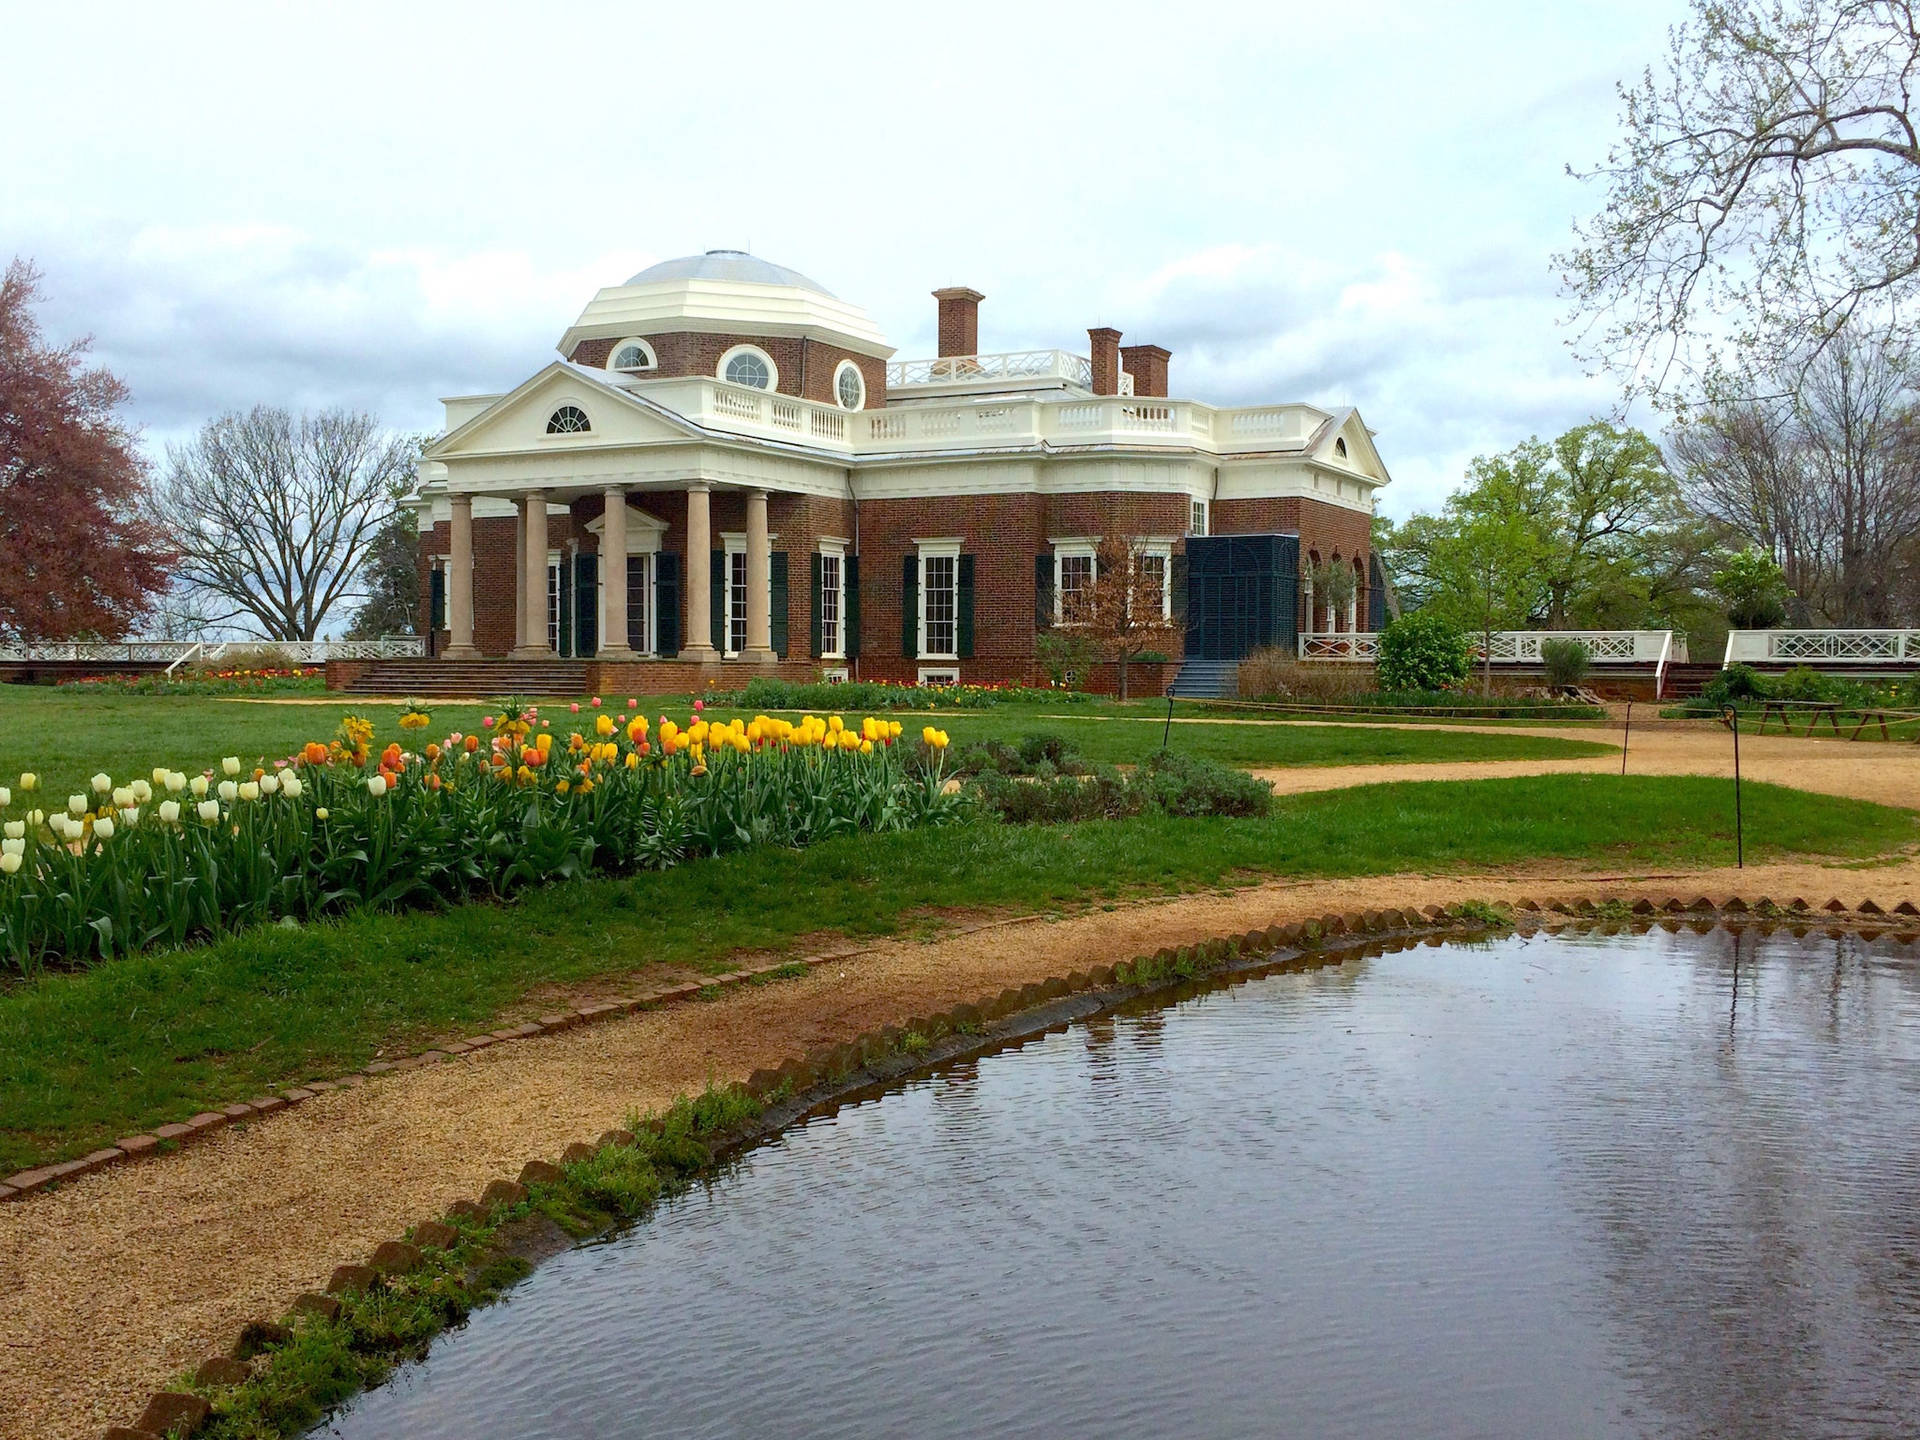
[1298,630,1681,696]
[886,350,1093,388]
[1723,629,1920,665]
[0,637,426,669]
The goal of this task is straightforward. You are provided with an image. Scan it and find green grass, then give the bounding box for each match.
[2,771,1908,1175]
[0,685,1610,803]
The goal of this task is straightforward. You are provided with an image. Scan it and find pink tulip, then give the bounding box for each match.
[483,716,495,728]
[570,702,580,713]
[692,699,704,712]
[591,696,602,707]
[627,697,637,708]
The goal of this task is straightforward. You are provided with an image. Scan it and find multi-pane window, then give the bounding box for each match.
[547,562,562,652]
[724,350,772,388]
[1138,551,1169,619]
[546,405,590,434]
[1058,551,1095,623]
[728,551,749,654]
[612,343,652,371]
[835,363,865,410]
[820,551,843,657]
[922,553,957,657]
[1188,500,1208,536]
[626,554,650,654]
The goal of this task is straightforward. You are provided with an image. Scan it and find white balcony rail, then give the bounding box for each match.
[886,349,1093,389]
[1299,629,1681,697]
[1723,629,1920,665]
[0,637,425,669]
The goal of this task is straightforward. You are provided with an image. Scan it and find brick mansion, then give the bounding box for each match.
[405,250,1391,693]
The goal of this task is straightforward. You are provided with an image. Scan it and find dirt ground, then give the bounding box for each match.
[7,724,1918,1440]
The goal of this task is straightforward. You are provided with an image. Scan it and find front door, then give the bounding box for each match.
[1183,533,1300,661]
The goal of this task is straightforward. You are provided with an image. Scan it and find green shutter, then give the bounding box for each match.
[845,554,860,659]
[770,551,789,659]
[957,554,975,659]
[809,553,824,659]
[654,552,680,657]
[573,554,598,657]
[711,549,724,653]
[428,567,445,632]
[901,553,918,659]
[1034,554,1054,631]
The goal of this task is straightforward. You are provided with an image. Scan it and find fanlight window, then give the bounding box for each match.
[724,350,772,389]
[835,361,865,410]
[612,343,653,371]
[546,405,591,435]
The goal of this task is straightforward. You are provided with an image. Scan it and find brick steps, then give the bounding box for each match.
[344,660,592,698]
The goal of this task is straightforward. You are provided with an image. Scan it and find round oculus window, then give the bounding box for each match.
[835,363,865,410]
[724,351,771,389]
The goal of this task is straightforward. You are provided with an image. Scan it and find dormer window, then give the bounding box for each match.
[610,339,656,372]
[720,344,776,390]
[546,404,590,434]
[834,360,866,410]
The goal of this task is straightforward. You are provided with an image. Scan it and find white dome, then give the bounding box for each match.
[624,250,835,298]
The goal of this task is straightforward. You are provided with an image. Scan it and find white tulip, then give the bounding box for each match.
[367,774,389,797]
[92,817,115,841]
[0,853,19,875]
[0,786,10,807]
[3,821,20,839]
[222,756,242,776]
[217,780,238,803]
[130,779,153,804]
[25,808,44,827]
[91,773,112,795]
[111,787,134,810]
[158,800,181,824]
[279,774,303,800]
[67,795,86,816]
[197,799,220,822]
[238,781,259,802]
[120,807,140,826]
[2,838,23,857]
[152,766,169,785]
[190,775,209,798]
[259,773,280,795]
[164,772,187,793]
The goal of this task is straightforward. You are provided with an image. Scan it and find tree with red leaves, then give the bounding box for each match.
[0,258,169,642]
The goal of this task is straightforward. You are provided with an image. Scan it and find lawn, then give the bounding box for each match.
[1,771,1909,1173]
[0,685,1611,802]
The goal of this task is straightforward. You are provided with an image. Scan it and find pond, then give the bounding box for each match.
[318,925,1920,1439]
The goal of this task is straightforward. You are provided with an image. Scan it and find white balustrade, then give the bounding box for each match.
[0,637,425,667]
[1723,629,1920,665]
[1298,630,1676,666]
[886,349,1094,389]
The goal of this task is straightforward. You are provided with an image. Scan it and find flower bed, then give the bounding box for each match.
[739,677,1097,712]
[0,704,958,974]
[56,667,327,696]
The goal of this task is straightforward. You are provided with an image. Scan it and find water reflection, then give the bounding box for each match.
[319,927,1920,1440]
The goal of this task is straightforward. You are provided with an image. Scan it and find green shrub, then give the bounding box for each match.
[1131,751,1274,818]
[1035,630,1100,689]
[963,744,1271,822]
[1376,612,1472,692]
[1540,638,1591,688]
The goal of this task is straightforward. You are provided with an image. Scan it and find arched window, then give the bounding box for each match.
[1334,436,1348,458]
[546,404,590,434]
[834,360,866,410]
[719,344,776,390]
[610,339,656,372]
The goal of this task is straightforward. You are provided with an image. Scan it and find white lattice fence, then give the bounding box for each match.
[1724,630,1920,665]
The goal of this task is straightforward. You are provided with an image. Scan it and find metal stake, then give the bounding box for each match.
[1724,704,1744,868]
[1162,691,1175,752]
[1621,698,1633,776]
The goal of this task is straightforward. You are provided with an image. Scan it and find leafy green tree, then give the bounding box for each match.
[1430,510,1544,687]
[348,487,422,639]
[1712,547,1790,629]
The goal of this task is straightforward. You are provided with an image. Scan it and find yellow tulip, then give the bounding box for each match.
[860,739,873,754]
[828,715,843,733]
[595,713,615,737]
[625,751,640,769]
[922,726,937,746]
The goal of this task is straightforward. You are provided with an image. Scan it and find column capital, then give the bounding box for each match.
[686,480,712,494]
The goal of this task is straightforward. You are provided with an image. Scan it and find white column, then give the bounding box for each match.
[513,499,529,651]
[445,494,479,658]
[511,492,551,658]
[600,488,631,655]
[742,488,775,664]
[681,483,717,662]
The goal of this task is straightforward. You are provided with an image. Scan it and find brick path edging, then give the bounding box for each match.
[89,891,1920,1439]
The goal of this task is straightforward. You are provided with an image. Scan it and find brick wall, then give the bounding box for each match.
[564,331,885,410]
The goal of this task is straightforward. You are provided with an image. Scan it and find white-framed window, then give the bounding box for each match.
[1137,543,1173,620]
[833,360,866,410]
[1054,542,1097,624]
[917,540,961,660]
[720,531,778,657]
[1188,499,1208,536]
[821,666,849,684]
[819,543,846,659]
[918,667,960,686]
[546,404,591,435]
[718,343,777,390]
[609,338,657,372]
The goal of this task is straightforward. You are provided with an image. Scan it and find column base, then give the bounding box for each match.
[507,646,556,660]
[596,644,635,659]
[677,644,719,663]
[740,647,778,666]
[441,644,482,660]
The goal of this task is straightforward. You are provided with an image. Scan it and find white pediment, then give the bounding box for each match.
[1310,408,1391,487]
[427,363,698,461]
[583,503,670,553]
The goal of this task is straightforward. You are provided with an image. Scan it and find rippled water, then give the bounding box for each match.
[320,926,1920,1439]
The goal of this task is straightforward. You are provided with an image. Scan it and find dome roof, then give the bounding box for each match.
[623,250,835,298]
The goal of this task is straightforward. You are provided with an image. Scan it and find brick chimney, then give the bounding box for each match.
[1089,327,1122,396]
[1120,344,1170,398]
[933,287,984,358]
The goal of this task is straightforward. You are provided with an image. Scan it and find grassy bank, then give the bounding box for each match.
[2,772,1909,1174]
[0,685,1610,803]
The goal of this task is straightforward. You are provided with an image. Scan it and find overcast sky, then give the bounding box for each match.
[3,0,1683,517]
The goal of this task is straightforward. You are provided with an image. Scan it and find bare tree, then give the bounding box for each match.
[1562,0,1920,401]
[1670,327,1920,623]
[155,407,417,640]
[1064,535,1182,700]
